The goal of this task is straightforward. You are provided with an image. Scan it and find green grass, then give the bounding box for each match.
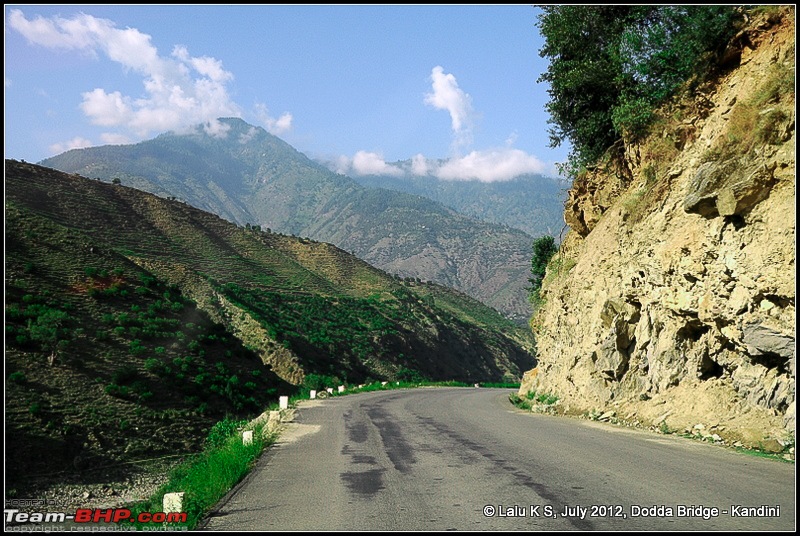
[291,379,475,402]
[729,445,795,464]
[124,420,272,530]
[481,382,522,389]
[509,390,559,411]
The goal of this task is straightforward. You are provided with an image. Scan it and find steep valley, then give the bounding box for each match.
[5,159,536,496]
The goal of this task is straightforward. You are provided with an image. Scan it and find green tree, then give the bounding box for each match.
[537,6,743,176]
[27,308,70,364]
[529,235,558,305]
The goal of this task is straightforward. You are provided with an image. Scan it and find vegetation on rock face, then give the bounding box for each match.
[537,5,744,176]
[527,235,558,308]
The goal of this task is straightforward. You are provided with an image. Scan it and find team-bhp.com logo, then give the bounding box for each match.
[5,508,187,525]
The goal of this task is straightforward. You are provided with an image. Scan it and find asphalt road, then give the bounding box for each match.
[201,388,795,531]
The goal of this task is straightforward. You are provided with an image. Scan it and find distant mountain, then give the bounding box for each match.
[5,159,536,486]
[40,118,535,321]
[347,167,568,238]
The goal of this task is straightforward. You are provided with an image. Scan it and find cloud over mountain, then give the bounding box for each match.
[8,9,289,144]
[433,149,547,182]
[332,148,548,183]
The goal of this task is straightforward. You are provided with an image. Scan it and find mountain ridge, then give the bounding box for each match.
[345,165,568,238]
[40,118,536,321]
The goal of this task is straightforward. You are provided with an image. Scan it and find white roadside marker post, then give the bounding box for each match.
[163,492,184,514]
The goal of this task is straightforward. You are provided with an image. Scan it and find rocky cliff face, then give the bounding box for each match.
[521,7,795,451]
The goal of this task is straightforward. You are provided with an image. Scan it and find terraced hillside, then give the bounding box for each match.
[39,118,535,321]
[5,159,536,485]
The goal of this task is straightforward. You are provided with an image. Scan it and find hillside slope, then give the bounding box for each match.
[349,170,567,238]
[39,123,535,321]
[5,159,536,488]
[520,7,795,450]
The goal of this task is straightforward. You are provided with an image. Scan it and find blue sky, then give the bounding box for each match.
[5,5,570,180]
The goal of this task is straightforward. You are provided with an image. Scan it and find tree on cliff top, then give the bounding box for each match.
[537,5,744,177]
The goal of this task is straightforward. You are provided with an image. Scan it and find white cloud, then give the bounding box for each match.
[8,9,96,50]
[435,149,547,182]
[411,154,430,176]
[186,54,233,84]
[9,9,250,140]
[238,126,259,144]
[255,103,293,135]
[332,151,403,177]
[505,131,519,146]
[202,118,231,138]
[269,113,293,134]
[49,137,93,154]
[331,155,352,175]
[424,66,474,151]
[352,151,403,176]
[80,89,132,126]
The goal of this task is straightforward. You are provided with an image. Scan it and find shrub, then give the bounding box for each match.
[205,418,247,449]
[529,235,558,307]
[112,365,139,385]
[105,384,132,399]
[8,371,27,384]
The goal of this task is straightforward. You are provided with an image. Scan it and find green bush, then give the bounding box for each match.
[105,383,133,399]
[529,235,558,307]
[302,373,341,391]
[8,371,27,384]
[205,418,247,449]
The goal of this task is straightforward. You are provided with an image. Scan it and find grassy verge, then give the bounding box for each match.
[727,445,795,464]
[122,419,273,530]
[291,379,520,402]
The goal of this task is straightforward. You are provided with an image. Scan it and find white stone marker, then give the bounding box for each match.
[242,430,253,445]
[310,390,317,399]
[163,492,185,514]
[326,387,334,394]
[279,396,289,409]
[338,385,345,393]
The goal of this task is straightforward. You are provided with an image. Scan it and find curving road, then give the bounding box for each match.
[201,388,795,531]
